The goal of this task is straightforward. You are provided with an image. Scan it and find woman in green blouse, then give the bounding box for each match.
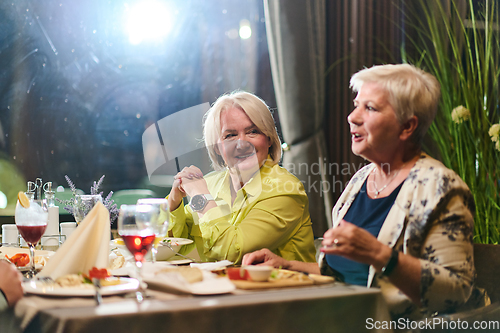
[167,91,316,264]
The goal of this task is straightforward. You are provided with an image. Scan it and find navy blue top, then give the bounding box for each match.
[326,178,403,286]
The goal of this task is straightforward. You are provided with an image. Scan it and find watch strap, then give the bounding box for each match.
[203,194,214,201]
[380,248,399,277]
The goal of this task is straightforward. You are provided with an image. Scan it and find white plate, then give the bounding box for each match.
[22,277,139,297]
[143,268,235,295]
[110,259,192,277]
[165,257,194,265]
[0,247,54,270]
[111,237,193,261]
[0,247,54,257]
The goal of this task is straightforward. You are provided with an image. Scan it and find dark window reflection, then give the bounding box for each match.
[0,0,276,214]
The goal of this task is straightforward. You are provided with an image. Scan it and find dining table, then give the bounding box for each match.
[0,276,393,333]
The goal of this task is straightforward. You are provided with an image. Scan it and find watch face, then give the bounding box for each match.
[190,195,206,211]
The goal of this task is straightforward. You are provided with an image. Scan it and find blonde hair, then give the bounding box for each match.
[350,64,441,145]
[203,91,282,170]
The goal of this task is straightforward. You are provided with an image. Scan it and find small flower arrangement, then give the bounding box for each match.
[57,175,119,223]
[451,106,471,124]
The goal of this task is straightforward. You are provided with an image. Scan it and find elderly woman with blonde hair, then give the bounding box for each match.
[167,91,316,264]
[243,64,488,319]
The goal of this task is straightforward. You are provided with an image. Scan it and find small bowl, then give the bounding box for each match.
[242,265,273,282]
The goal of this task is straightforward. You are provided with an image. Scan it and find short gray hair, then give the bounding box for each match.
[203,91,282,171]
[350,64,440,145]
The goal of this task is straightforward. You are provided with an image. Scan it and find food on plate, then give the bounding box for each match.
[1,248,52,269]
[18,191,30,208]
[35,255,48,267]
[51,267,123,288]
[5,253,30,267]
[274,269,310,282]
[86,267,111,280]
[109,255,125,270]
[155,267,203,284]
[55,274,91,288]
[161,239,180,246]
[113,238,125,245]
[308,274,335,284]
[226,267,311,283]
[226,267,250,281]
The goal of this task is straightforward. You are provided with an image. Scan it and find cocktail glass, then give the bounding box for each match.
[15,199,48,278]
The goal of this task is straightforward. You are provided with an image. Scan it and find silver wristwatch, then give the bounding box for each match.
[189,194,214,212]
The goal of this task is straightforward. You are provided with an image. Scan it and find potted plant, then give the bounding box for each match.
[403,0,500,243]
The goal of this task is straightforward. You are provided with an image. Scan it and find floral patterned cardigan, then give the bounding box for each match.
[323,153,488,319]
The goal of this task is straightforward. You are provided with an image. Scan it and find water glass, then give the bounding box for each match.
[73,194,102,224]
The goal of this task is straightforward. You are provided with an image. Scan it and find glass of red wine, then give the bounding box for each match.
[15,199,49,278]
[117,204,158,302]
[136,198,169,264]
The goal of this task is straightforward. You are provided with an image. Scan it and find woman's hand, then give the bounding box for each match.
[0,260,23,307]
[243,249,321,275]
[242,249,290,268]
[168,165,209,212]
[321,220,391,271]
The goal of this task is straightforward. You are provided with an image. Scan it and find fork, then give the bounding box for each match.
[35,276,55,284]
[92,278,103,305]
[163,242,199,263]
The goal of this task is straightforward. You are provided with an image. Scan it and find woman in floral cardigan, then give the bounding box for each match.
[243,64,488,319]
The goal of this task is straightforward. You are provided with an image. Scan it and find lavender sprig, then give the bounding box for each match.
[91,176,105,196]
[65,175,78,196]
[56,175,119,224]
[103,191,119,223]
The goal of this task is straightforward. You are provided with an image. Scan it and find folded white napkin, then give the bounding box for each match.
[39,202,110,279]
[189,260,233,270]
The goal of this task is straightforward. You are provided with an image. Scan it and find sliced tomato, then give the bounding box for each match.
[87,267,110,280]
[6,253,30,267]
[226,267,250,281]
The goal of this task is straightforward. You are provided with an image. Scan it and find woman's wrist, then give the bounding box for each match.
[380,248,399,276]
[167,194,182,212]
[373,244,394,272]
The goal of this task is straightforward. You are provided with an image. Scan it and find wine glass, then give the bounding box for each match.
[117,204,158,302]
[136,198,169,264]
[73,194,102,224]
[15,199,48,278]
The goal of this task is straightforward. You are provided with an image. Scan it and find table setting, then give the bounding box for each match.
[1,192,392,333]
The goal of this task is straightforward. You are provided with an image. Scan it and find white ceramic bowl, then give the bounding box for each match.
[242,265,274,282]
[111,237,193,261]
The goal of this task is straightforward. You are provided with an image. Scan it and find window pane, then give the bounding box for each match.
[0,0,275,216]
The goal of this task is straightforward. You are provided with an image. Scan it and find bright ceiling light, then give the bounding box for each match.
[239,19,252,39]
[125,1,173,45]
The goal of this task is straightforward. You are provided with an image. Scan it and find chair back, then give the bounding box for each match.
[111,189,159,208]
[474,243,500,303]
